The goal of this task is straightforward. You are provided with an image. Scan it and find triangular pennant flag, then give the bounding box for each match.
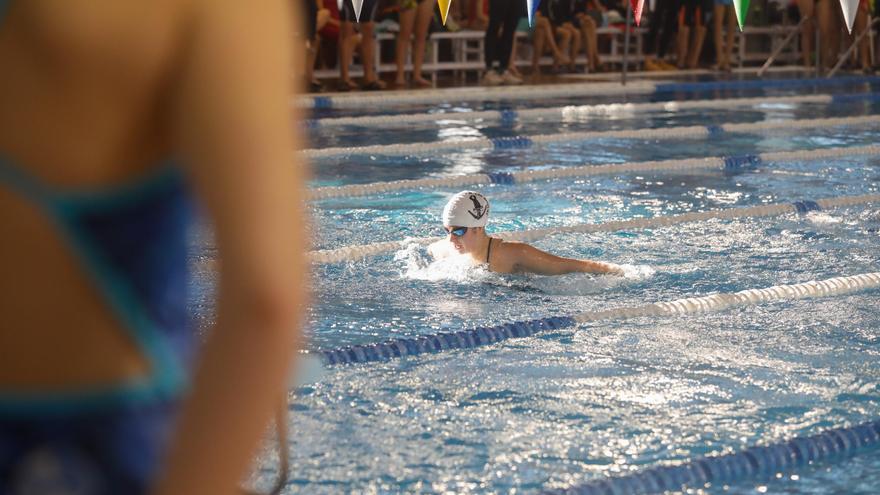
[337,0,343,12]
[352,0,364,22]
[438,0,452,25]
[839,0,859,34]
[631,0,645,26]
[527,0,542,27]
[732,0,749,30]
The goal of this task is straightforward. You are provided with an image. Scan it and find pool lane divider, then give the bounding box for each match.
[296,75,880,110]
[308,144,880,201]
[309,191,880,264]
[542,419,880,494]
[305,92,880,128]
[303,115,880,159]
[317,272,880,366]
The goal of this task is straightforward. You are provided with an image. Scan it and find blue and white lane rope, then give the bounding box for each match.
[308,144,880,201]
[297,75,880,110]
[310,192,880,263]
[305,92,880,128]
[543,419,880,494]
[316,272,880,366]
[303,115,880,159]
[308,194,880,263]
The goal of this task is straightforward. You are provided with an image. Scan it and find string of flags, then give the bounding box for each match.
[337,0,865,36]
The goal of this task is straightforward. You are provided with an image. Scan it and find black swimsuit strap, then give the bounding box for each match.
[486,237,495,263]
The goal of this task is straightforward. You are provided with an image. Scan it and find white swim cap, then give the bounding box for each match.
[442,191,490,227]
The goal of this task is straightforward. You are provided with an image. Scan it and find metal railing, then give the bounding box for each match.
[828,17,879,78]
[758,16,811,77]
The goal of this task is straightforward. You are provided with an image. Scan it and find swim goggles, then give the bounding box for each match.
[445,226,468,237]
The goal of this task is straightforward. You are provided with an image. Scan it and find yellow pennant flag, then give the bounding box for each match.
[437,0,452,25]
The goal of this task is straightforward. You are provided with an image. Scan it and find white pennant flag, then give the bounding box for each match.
[337,0,343,11]
[839,0,860,34]
[352,0,364,22]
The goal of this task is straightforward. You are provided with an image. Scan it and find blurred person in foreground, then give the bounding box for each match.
[0,1,308,494]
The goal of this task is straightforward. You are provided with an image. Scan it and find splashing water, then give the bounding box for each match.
[394,243,654,294]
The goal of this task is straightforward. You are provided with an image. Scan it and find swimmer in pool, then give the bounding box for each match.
[429,191,623,275]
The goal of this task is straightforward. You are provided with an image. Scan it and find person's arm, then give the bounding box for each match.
[507,242,622,275]
[153,1,308,494]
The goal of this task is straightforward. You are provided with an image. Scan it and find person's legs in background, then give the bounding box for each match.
[712,0,736,71]
[356,0,386,90]
[484,0,523,84]
[497,0,524,83]
[409,0,435,87]
[395,0,418,87]
[798,0,815,68]
[577,13,602,71]
[562,21,582,71]
[306,0,330,92]
[483,0,505,84]
[685,0,710,68]
[531,13,570,74]
[677,0,707,69]
[816,0,843,69]
[850,0,871,72]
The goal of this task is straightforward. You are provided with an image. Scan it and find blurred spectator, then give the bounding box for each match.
[305,0,331,92]
[713,0,736,71]
[796,0,816,68]
[644,0,682,70]
[529,10,573,74]
[464,0,490,30]
[395,0,435,88]
[541,0,583,73]
[577,0,606,72]
[483,0,525,85]
[340,0,387,90]
[677,0,710,68]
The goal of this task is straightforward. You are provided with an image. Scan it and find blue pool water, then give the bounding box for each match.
[195,76,880,493]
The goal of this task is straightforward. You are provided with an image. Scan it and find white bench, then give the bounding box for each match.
[735,25,802,67]
[315,27,647,81]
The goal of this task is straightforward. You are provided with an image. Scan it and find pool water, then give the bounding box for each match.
[195,76,880,493]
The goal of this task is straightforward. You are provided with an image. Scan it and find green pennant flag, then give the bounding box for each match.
[732,0,749,30]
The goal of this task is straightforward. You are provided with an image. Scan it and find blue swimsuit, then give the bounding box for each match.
[0,3,196,493]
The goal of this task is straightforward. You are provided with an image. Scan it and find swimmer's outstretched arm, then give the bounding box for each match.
[505,242,622,276]
[153,1,307,495]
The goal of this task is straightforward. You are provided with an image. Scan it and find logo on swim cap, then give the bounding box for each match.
[442,191,490,228]
[467,194,487,220]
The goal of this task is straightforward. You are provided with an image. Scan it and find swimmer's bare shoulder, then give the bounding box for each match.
[493,240,623,276]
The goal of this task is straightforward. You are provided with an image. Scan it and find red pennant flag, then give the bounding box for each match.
[631,0,645,26]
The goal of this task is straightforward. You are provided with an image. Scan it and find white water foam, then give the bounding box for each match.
[395,243,654,294]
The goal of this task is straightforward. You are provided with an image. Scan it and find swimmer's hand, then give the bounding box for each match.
[596,262,625,276]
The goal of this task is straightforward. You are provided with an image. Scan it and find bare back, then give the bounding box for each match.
[0,0,188,389]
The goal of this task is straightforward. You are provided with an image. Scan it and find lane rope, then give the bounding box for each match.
[307,144,880,201]
[317,272,880,365]
[543,420,880,494]
[309,191,880,264]
[305,92,880,128]
[303,115,880,159]
[297,76,880,110]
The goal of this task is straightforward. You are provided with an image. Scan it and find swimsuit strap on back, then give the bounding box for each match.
[486,237,494,263]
